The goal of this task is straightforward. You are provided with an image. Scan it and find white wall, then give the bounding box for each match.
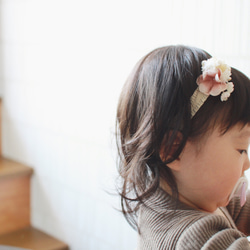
[0,0,250,249]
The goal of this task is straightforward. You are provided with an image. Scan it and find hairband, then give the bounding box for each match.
[190,57,234,118]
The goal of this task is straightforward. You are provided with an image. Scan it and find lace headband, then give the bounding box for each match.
[190,57,234,118]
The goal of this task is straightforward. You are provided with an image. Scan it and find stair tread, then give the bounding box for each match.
[0,227,68,250]
[0,157,33,180]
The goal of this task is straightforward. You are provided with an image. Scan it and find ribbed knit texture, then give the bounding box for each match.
[137,188,250,249]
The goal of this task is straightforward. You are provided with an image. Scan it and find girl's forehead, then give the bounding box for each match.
[207,124,250,143]
[229,124,250,139]
[238,130,250,138]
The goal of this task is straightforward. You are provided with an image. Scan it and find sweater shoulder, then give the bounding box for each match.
[138,189,250,250]
[138,195,206,249]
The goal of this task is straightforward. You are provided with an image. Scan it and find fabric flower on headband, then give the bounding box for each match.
[190,58,234,117]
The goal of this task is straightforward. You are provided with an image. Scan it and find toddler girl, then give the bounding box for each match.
[116,45,250,249]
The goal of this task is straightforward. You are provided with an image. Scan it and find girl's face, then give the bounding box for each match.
[172,124,250,212]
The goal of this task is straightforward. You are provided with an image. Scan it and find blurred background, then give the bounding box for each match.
[0,0,249,249]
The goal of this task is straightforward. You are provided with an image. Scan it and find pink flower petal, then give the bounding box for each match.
[198,80,214,95]
[197,69,227,96]
[210,82,227,96]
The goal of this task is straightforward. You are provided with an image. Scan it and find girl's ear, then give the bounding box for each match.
[166,157,181,172]
[160,131,182,171]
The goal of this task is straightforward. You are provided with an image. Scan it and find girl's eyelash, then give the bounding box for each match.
[238,149,248,154]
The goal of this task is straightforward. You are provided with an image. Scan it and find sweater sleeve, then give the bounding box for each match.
[176,214,250,250]
[226,190,250,235]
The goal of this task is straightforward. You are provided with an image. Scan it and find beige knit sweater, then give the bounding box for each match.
[137,188,250,249]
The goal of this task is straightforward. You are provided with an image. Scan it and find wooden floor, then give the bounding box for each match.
[0,227,68,250]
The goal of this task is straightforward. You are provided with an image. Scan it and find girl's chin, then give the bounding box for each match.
[218,198,230,208]
[199,200,229,213]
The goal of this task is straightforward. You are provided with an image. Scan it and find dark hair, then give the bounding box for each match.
[116,45,250,229]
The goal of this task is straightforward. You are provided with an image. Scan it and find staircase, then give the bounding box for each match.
[0,100,68,250]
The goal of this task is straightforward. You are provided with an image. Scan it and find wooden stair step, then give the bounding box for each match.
[0,157,33,180]
[0,157,33,235]
[0,226,68,250]
[0,101,68,248]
